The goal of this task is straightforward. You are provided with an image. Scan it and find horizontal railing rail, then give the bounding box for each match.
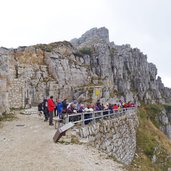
[64,107,136,126]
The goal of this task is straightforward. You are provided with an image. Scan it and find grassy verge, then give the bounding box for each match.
[126,104,171,171]
[0,113,17,127]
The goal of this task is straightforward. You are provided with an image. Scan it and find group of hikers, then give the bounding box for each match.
[38,96,135,126]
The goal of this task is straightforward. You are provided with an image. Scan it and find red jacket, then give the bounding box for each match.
[113,105,118,110]
[48,98,55,112]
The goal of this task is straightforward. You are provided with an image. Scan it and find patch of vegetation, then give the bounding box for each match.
[71,135,80,144]
[58,140,71,145]
[88,88,93,97]
[84,98,93,104]
[90,76,104,86]
[109,48,117,57]
[126,104,171,171]
[0,113,17,122]
[142,104,163,128]
[106,155,118,162]
[79,47,93,56]
[34,44,53,52]
[34,41,72,52]
[109,89,125,98]
[73,51,83,57]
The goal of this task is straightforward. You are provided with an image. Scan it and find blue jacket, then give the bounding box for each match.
[57,102,63,113]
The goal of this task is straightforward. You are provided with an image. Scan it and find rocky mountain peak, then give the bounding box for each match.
[71,27,109,46]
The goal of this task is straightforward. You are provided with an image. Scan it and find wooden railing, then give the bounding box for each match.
[64,107,136,126]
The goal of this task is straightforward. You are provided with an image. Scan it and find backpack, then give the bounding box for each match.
[38,103,43,111]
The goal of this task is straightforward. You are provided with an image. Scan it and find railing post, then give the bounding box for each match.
[108,110,110,119]
[81,113,85,126]
[116,110,119,117]
[92,111,95,124]
[101,111,103,120]
[65,114,69,124]
[121,109,124,116]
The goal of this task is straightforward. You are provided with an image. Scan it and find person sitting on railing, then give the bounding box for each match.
[95,105,100,111]
[67,103,78,122]
[77,104,84,113]
[118,104,122,111]
[108,103,113,113]
[83,104,94,112]
[83,104,93,124]
[67,103,76,114]
[71,98,80,111]
[95,99,103,111]
[62,98,68,113]
[103,103,109,115]
[113,104,118,112]
[119,99,123,108]
[127,101,135,108]
[124,102,127,108]
[104,103,109,110]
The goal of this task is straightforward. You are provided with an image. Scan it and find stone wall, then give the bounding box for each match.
[8,79,25,109]
[72,111,139,164]
[0,80,9,115]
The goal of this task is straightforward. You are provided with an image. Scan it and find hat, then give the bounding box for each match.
[73,100,77,104]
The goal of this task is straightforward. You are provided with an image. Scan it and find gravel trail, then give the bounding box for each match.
[0,113,126,171]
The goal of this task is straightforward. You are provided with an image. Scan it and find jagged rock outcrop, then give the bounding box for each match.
[0,27,171,115]
[71,27,171,104]
[159,106,171,139]
[71,27,109,46]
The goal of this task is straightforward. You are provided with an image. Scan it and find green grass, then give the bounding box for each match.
[0,113,17,128]
[126,104,171,171]
[141,104,163,128]
[0,113,17,122]
[34,41,73,52]
[79,47,93,56]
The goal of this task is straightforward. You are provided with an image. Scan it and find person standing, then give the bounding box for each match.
[48,96,55,126]
[56,99,63,119]
[54,98,58,117]
[62,98,68,113]
[42,98,49,121]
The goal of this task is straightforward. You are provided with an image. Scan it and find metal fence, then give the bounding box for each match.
[64,107,136,126]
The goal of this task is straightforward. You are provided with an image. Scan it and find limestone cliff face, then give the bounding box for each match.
[0,27,171,115]
[0,42,93,114]
[71,27,171,104]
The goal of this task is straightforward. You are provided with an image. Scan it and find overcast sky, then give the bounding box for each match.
[0,0,171,88]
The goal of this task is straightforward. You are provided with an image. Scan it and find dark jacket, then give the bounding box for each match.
[42,99,48,112]
[62,100,67,110]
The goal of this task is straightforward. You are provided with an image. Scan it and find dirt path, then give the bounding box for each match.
[0,112,126,171]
